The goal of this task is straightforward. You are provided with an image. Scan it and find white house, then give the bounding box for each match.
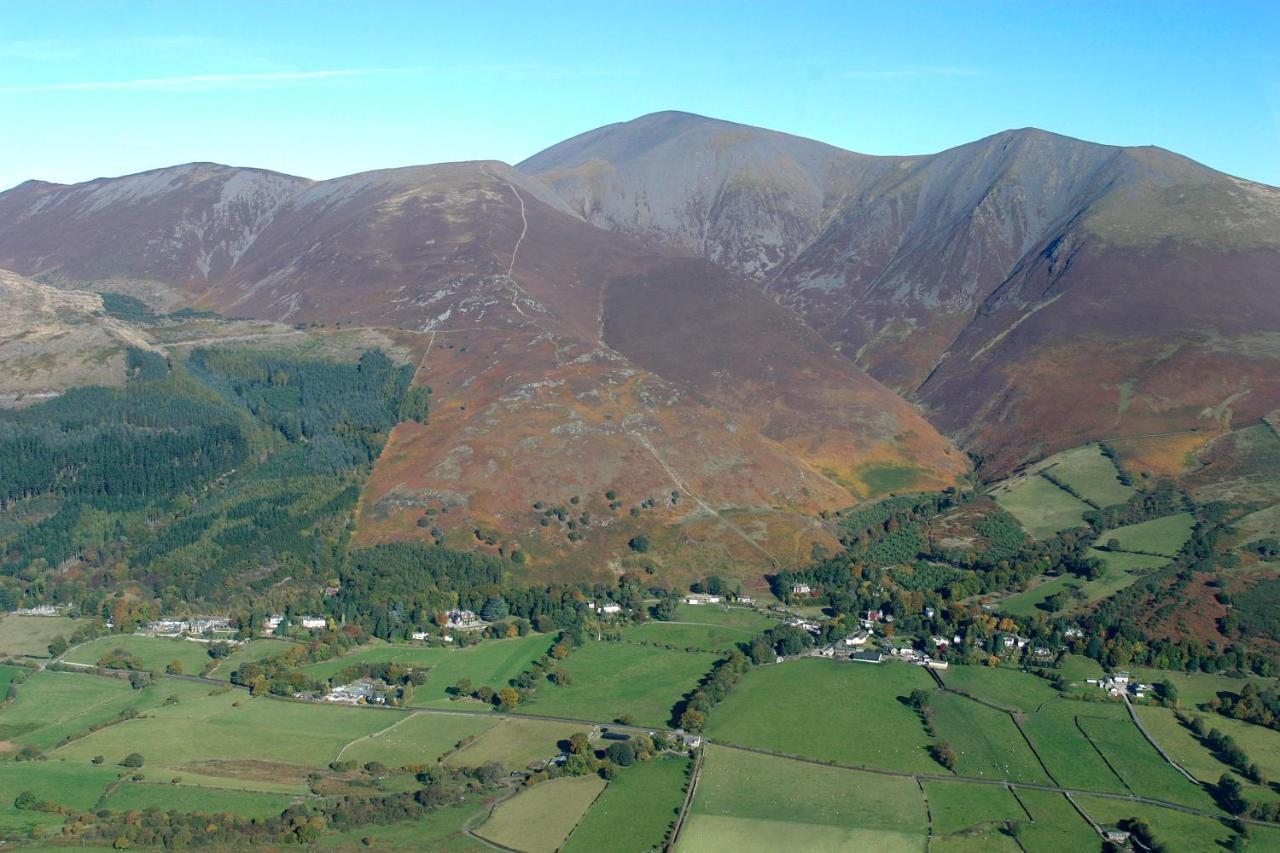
[600,603,623,615]
[684,594,721,605]
[843,631,871,647]
[411,631,431,641]
[300,617,327,630]
[792,583,812,595]
[924,607,936,619]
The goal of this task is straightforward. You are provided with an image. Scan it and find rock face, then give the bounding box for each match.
[0,156,967,577]
[0,164,309,307]
[522,113,1280,475]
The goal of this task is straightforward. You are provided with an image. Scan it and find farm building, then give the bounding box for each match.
[792,583,812,595]
[849,651,884,664]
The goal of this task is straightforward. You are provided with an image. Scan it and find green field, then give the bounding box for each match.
[409,633,553,705]
[1040,444,1134,507]
[445,717,584,770]
[991,475,1091,539]
[1095,512,1196,557]
[703,659,938,773]
[680,745,928,853]
[940,665,1060,713]
[929,691,1050,783]
[923,780,1024,834]
[620,621,757,652]
[672,604,777,631]
[1059,655,1106,682]
[0,760,120,830]
[1128,667,1274,707]
[563,754,689,853]
[1019,698,1130,792]
[338,711,498,767]
[101,781,300,817]
[50,677,397,778]
[474,774,607,853]
[0,668,185,751]
[1013,789,1100,851]
[1138,705,1280,785]
[207,638,302,679]
[1074,795,1246,852]
[297,643,449,681]
[516,641,718,727]
[1075,713,1217,808]
[0,614,79,659]
[65,634,219,675]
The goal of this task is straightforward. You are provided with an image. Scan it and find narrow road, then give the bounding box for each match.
[667,746,705,852]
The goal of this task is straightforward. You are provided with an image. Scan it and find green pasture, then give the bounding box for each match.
[474,773,606,853]
[991,476,1091,539]
[563,754,690,853]
[680,745,928,853]
[1040,444,1134,507]
[516,641,718,727]
[703,659,938,773]
[929,691,1050,783]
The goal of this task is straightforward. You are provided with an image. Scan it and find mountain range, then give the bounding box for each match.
[1,111,1276,576]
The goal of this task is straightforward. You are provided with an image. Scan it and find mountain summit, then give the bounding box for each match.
[522,112,1280,474]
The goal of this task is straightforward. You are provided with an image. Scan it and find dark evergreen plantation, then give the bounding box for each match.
[0,347,420,616]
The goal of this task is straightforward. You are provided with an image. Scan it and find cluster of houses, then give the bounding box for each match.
[140,617,234,638]
[320,678,388,705]
[11,604,65,617]
[588,601,624,615]
[890,644,949,670]
[445,609,484,630]
[263,614,328,635]
[1086,671,1155,699]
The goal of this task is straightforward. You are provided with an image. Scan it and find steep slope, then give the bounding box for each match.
[0,269,156,405]
[523,114,1280,476]
[520,110,907,279]
[0,164,310,307]
[0,160,967,579]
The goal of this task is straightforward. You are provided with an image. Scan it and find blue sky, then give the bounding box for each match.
[2,1,1278,190]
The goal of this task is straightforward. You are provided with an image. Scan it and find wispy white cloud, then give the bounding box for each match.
[0,63,625,94]
[844,65,982,80]
[0,67,416,94]
[0,39,78,61]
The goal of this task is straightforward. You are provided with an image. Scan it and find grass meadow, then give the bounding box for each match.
[562,754,690,853]
[928,691,1050,783]
[1074,713,1216,809]
[445,717,584,770]
[0,615,79,659]
[1040,444,1134,507]
[516,641,718,727]
[703,659,938,773]
[1096,512,1196,557]
[939,665,1060,713]
[474,773,606,853]
[991,476,1091,539]
[680,745,928,853]
[338,711,498,767]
